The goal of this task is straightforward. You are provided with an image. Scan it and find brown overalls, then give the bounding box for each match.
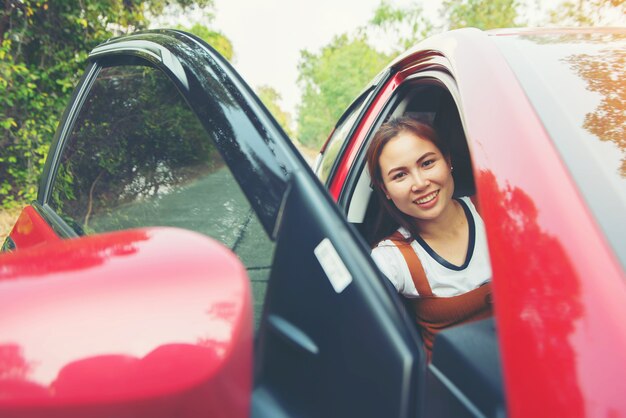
[389,231,493,362]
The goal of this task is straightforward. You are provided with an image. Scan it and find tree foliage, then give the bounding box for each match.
[368,1,433,52]
[0,0,220,209]
[297,34,392,148]
[548,0,625,26]
[565,44,626,176]
[256,85,295,138]
[50,65,220,234]
[441,0,524,30]
[175,22,233,61]
[294,0,529,149]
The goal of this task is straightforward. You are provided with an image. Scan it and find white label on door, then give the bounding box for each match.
[314,238,353,293]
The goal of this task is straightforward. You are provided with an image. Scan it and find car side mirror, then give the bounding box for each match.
[0,227,253,418]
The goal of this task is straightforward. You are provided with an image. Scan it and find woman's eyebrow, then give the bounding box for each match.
[417,151,436,163]
[386,152,437,176]
[386,165,406,176]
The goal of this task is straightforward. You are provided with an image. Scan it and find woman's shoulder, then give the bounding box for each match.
[384,227,411,242]
[372,227,409,251]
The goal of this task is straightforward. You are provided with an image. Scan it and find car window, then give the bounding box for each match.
[347,82,476,243]
[316,90,373,184]
[48,64,274,325]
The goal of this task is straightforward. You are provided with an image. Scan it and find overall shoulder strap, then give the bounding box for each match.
[388,231,434,297]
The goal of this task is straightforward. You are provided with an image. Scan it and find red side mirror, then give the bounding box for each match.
[0,227,252,418]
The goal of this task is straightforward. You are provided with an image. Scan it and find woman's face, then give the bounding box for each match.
[379,130,454,223]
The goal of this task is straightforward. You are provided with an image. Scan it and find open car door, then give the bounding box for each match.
[2,30,423,417]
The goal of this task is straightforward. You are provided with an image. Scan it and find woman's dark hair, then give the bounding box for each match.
[365,116,450,245]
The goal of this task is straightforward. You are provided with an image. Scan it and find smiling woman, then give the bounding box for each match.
[366,116,493,360]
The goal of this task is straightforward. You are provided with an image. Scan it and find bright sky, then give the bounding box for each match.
[160,0,564,121]
[211,0,436,118]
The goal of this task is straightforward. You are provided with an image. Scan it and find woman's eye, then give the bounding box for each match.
[422,159,436,168]
[392,172,406,180]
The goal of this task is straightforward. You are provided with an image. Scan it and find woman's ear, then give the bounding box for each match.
[380,183,391,200]
[376,182,391,200]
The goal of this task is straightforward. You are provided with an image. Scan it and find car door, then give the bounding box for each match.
[3,30,424,418]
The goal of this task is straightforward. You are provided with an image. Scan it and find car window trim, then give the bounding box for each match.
[322,69,392,188]
[34,202,78,239]
[316,88,374,183]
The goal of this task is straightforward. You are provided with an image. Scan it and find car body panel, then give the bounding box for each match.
[453,30,626,418]
[0,227,252,417]
[491,29,626,269]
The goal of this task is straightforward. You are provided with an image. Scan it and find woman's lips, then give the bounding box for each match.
[414,190,439,206]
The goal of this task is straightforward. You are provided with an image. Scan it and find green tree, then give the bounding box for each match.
[367,0,433,52]
[256,85,295,138]
[297,34,392,148]
[0,0,218,209]
[441,0,524,29]
[548,0,625,25]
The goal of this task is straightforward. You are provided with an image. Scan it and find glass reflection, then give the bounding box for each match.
[50,65,223,237]
[563,45,625,177]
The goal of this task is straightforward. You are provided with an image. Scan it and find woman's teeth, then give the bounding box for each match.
[416,190,438,204]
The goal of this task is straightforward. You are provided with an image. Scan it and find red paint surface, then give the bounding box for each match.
[440,31,625,417]
[0,227,252,418]
[8,206,60,250]
[450,31,626,418]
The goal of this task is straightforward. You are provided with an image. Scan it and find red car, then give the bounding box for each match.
[1,27,625,418]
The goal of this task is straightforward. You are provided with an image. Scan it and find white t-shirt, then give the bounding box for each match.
[371,197,492,298]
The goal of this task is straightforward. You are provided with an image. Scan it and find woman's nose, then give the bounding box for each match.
[410,172,429,191]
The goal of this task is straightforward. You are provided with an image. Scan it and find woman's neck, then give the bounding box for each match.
[415,199,466,240]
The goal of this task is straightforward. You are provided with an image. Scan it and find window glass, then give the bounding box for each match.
[49,64,274,325]
[316,90,372,184]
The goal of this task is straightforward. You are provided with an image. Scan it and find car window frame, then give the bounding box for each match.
[35,62,101,238]
[338,72,467,214]
[38,57,199,238]
[38,63,99,216]
[38,31,303,242]
[315,87,375,185]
